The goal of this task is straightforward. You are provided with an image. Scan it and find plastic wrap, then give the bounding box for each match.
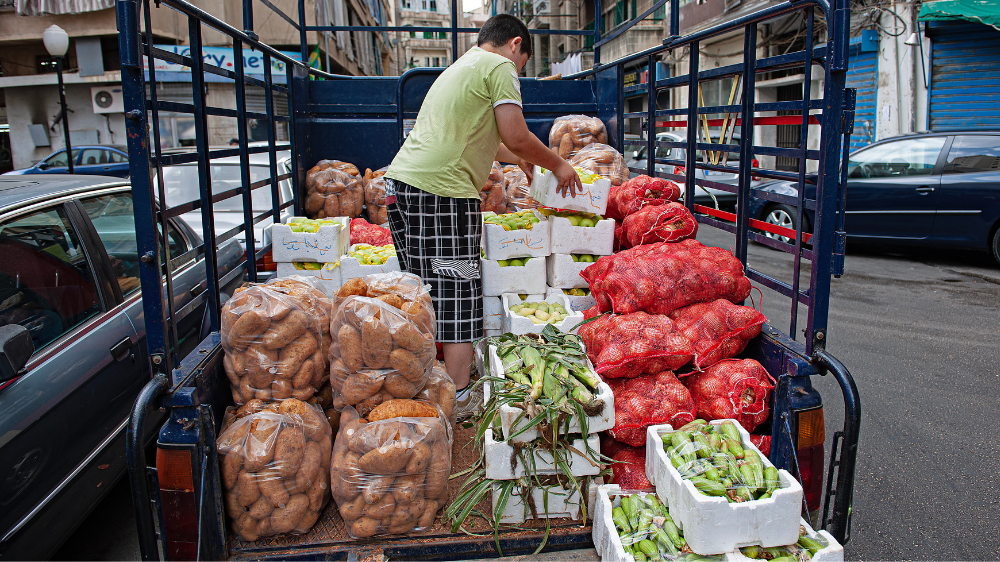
[364,167,389,225]
[221,284,326,404]
[350,217,394,247]
[502,164,539,210]
[669,300,766,370]
[414,362,457,426]
[622,203,699,247]
[218,399,332,541]
[304,160,365,219]
[569,143,630,186]
[607,371,696,447]
[330,403,452,537]
[548,115,609,159]
[480,161,509,214]
[607,174,682,221]
[681,359,775,433]
[581,239,753,315]
[577,311,694,379]
[265,275,334,377]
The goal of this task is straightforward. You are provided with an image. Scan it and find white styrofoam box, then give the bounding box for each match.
[271,217,350,262]
[546,253,592,289]
[529,165,612,215]
[729,518,844,562]
[486,344,613,444]
[646,421,804,555]
[548,215,615,255]
[491,478,599,524]
[500,293,584,335]
[484,429,601,480]
[482,210,550,261]
[275,262,342,294]
[484,296,503,330]
[545,286,597,313]
[339,244,401,280]
[481,257,546,297]
[484,327,504,338]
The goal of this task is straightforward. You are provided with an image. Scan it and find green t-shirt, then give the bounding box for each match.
[386,47,523,200]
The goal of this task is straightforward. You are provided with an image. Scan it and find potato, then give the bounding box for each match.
[368,399,439,421]
[233,513,260,541]
[338,325,364,372]
[392,473,425,504]
[363,492,396,518]
[405,442,431,474]
[224,492,245,519]
[297,440,323,485]
[221,452,242,489]
[424,440,451,498]
[356,391,387,417]
[248,496,273,519]
[349,419,404,455]
[234,470,261,507]
[375,294,404,309]
[391,323,432,355]
[256,516,273,537]
[238,398,269,418]
[418,499,440,529]
[325,409,340,436]
[316,382,334,407]
[270,494,310,534]
[383,373,421,399]
[246,344,279,386]
[279,333,319,375]
[338,493,367,520]
[296,509,322,533]
[341,371,383,404]
[240,379,257,404]
[258,469,290,507]
[230,310,269,350]
[361,318,392,369]
[307,470,330,512]
[401,301,434,334]
[358,440,411,474]
[273,427,306,477]
[244,417,280,471]
[292,356,319,389]
[291,386,314,401]
[224,354,241,387]
[362,474,394,504]
[388,348,426,383]
[337,278,369,300]
[349,516,381,538]
[310,350,328,388]
[271,379,293,401]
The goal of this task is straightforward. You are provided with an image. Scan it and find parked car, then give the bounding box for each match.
[0,174,243,560]
[625,131,763,208]
[3,145,131,178]
[746,131,1000,264]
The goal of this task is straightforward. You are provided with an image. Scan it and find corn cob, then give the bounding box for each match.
[798,535,824,555]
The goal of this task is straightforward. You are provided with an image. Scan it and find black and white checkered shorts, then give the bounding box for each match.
[385,178,483,343]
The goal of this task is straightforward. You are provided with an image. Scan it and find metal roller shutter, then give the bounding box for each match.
[846,48,877,150]
[928,22,1000,131]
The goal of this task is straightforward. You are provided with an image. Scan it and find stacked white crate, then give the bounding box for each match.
[481,210,550,297]
[544,213,614,313]
[271,217,350,293]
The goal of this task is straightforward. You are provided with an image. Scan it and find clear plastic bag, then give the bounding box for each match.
[330,403,453,537]
[364,167,389,225]
[548,115,609,160]
[304,160,365,219]
[218,398,333,541]
[414,362,457,426]
[569,142,630,186]
[222,284,326,404]
[480,161,509,214]
[502,164,539,210]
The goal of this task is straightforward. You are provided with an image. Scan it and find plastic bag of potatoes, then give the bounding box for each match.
[501,164,539,210]
[331,400,452,538]
[548,115,608,160]
[265,275,334,364]
[304,160,364,219]
[222,284,326,404]
[218,398,332,541]
[363,167,389,225]
[569,142,630,186]
[480,161,508,214]
[414,363,457,427]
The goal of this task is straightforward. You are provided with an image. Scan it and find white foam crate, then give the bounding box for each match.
[275,262,343,294]
[730,518,844,562]
[484,429,600,480]
[484,327,504,337]
[484,296,503,330]
[340,244,401,280]
[548,215,615,255]
[271,217,350,263]
[546,253,592,289]
[500,293,584,335]
[491,477,599,524]
[593,485,738,562]
[482,210,550,261]
[529,165,612,215]
[646,421,804,555]
[486,344,613,444]
[545,286,597,313]
[481,257,546,296]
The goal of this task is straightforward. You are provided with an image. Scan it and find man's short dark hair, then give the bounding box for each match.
[477,14,532,57]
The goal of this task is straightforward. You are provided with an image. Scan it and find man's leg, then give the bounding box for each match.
[442,342,474,390]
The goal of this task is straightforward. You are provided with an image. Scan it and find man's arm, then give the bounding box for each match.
[495,104,582,196]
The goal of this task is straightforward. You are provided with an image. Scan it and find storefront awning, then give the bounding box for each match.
[918,0,1000,31]
[15,0,113,16]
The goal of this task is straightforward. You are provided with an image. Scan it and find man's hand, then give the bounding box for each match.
[517,159,533,182]
[554,161,583,197]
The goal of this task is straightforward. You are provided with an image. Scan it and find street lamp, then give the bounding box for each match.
[43,24,73,174]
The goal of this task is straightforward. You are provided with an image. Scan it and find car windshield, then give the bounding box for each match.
[43,149,80,167]
[161,164,277,211]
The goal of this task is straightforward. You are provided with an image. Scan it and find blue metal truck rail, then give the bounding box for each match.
[117,0,860,557]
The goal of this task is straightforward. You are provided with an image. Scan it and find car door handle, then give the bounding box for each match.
[110,336,132,361]
[915,186,935,194]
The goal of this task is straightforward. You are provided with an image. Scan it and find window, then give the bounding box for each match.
[408,26,416,38]
[429,0,436,10]
[0,205,102,353]
[80,148,109,165]
[433,57,441,66]
[42,149,80,169]
[403,0,410,7]
[943,135,1000,174]
[424,30,434,39]
[111,151,128,163]
[848,137,946,178]
[438,31,447,39]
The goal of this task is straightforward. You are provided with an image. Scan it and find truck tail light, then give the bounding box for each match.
[156,447,200,560]
[751,158,762,181]
[795,407,826,512]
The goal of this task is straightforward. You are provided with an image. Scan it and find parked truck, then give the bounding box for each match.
[115,0,861,557]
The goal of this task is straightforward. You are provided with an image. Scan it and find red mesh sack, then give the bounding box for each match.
[577,312,693,379]
[669,299,767,370]
[681,358,775,432]
[609,445,654,490]
[613,222,631,252]
[749,434,772,457]
[581,239,752,315]
[349,218,393,247]
[607,175,681,221]
[607,371,697,446]
[622,203,698,247]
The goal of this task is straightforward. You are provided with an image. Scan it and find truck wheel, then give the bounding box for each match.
[991,226,1000,267]
[762,204,798,245]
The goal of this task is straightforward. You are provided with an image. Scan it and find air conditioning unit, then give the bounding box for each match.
[91,86,124,114]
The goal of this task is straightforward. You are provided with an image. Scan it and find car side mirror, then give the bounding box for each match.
[37,162,49,170]
[0,325,34,383]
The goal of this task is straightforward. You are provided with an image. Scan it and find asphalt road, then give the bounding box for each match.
[54,231,1000,561]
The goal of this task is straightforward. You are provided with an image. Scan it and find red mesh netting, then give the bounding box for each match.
[669,299,766,370]
[581,239,752,315]
[349,218,393,247]
[622,202,699,247]
[607,175,681,221]
[607,371,697,446]
[681,358,775,433]
[609,445,654,490]
[614,222,630,252]
[749,434,772,457]
[577,312,693,379]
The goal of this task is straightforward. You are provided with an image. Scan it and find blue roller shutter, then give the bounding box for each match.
[928,22,1000,131]
[845,35,878,151]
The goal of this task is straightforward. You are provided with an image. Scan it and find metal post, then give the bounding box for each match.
[451,0,458,64]
[683,41,698,210]
[646,54,656,178]
[734,24,757,264]
[56,58,73,174]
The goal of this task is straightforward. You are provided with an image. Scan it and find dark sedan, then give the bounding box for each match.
[747,131,1000,264]
[3,145,131,178]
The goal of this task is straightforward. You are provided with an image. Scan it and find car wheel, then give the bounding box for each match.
[762,204,798,245]
[991,226,1000,267]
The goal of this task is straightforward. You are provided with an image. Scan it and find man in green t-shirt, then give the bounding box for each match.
[384,14,581,408]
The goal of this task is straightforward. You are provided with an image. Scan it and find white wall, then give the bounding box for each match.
[875,1,923,139]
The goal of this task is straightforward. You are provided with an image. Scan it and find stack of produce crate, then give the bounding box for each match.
[481,210,549,336]
[272,216,350,292]
[543,209,614,313]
